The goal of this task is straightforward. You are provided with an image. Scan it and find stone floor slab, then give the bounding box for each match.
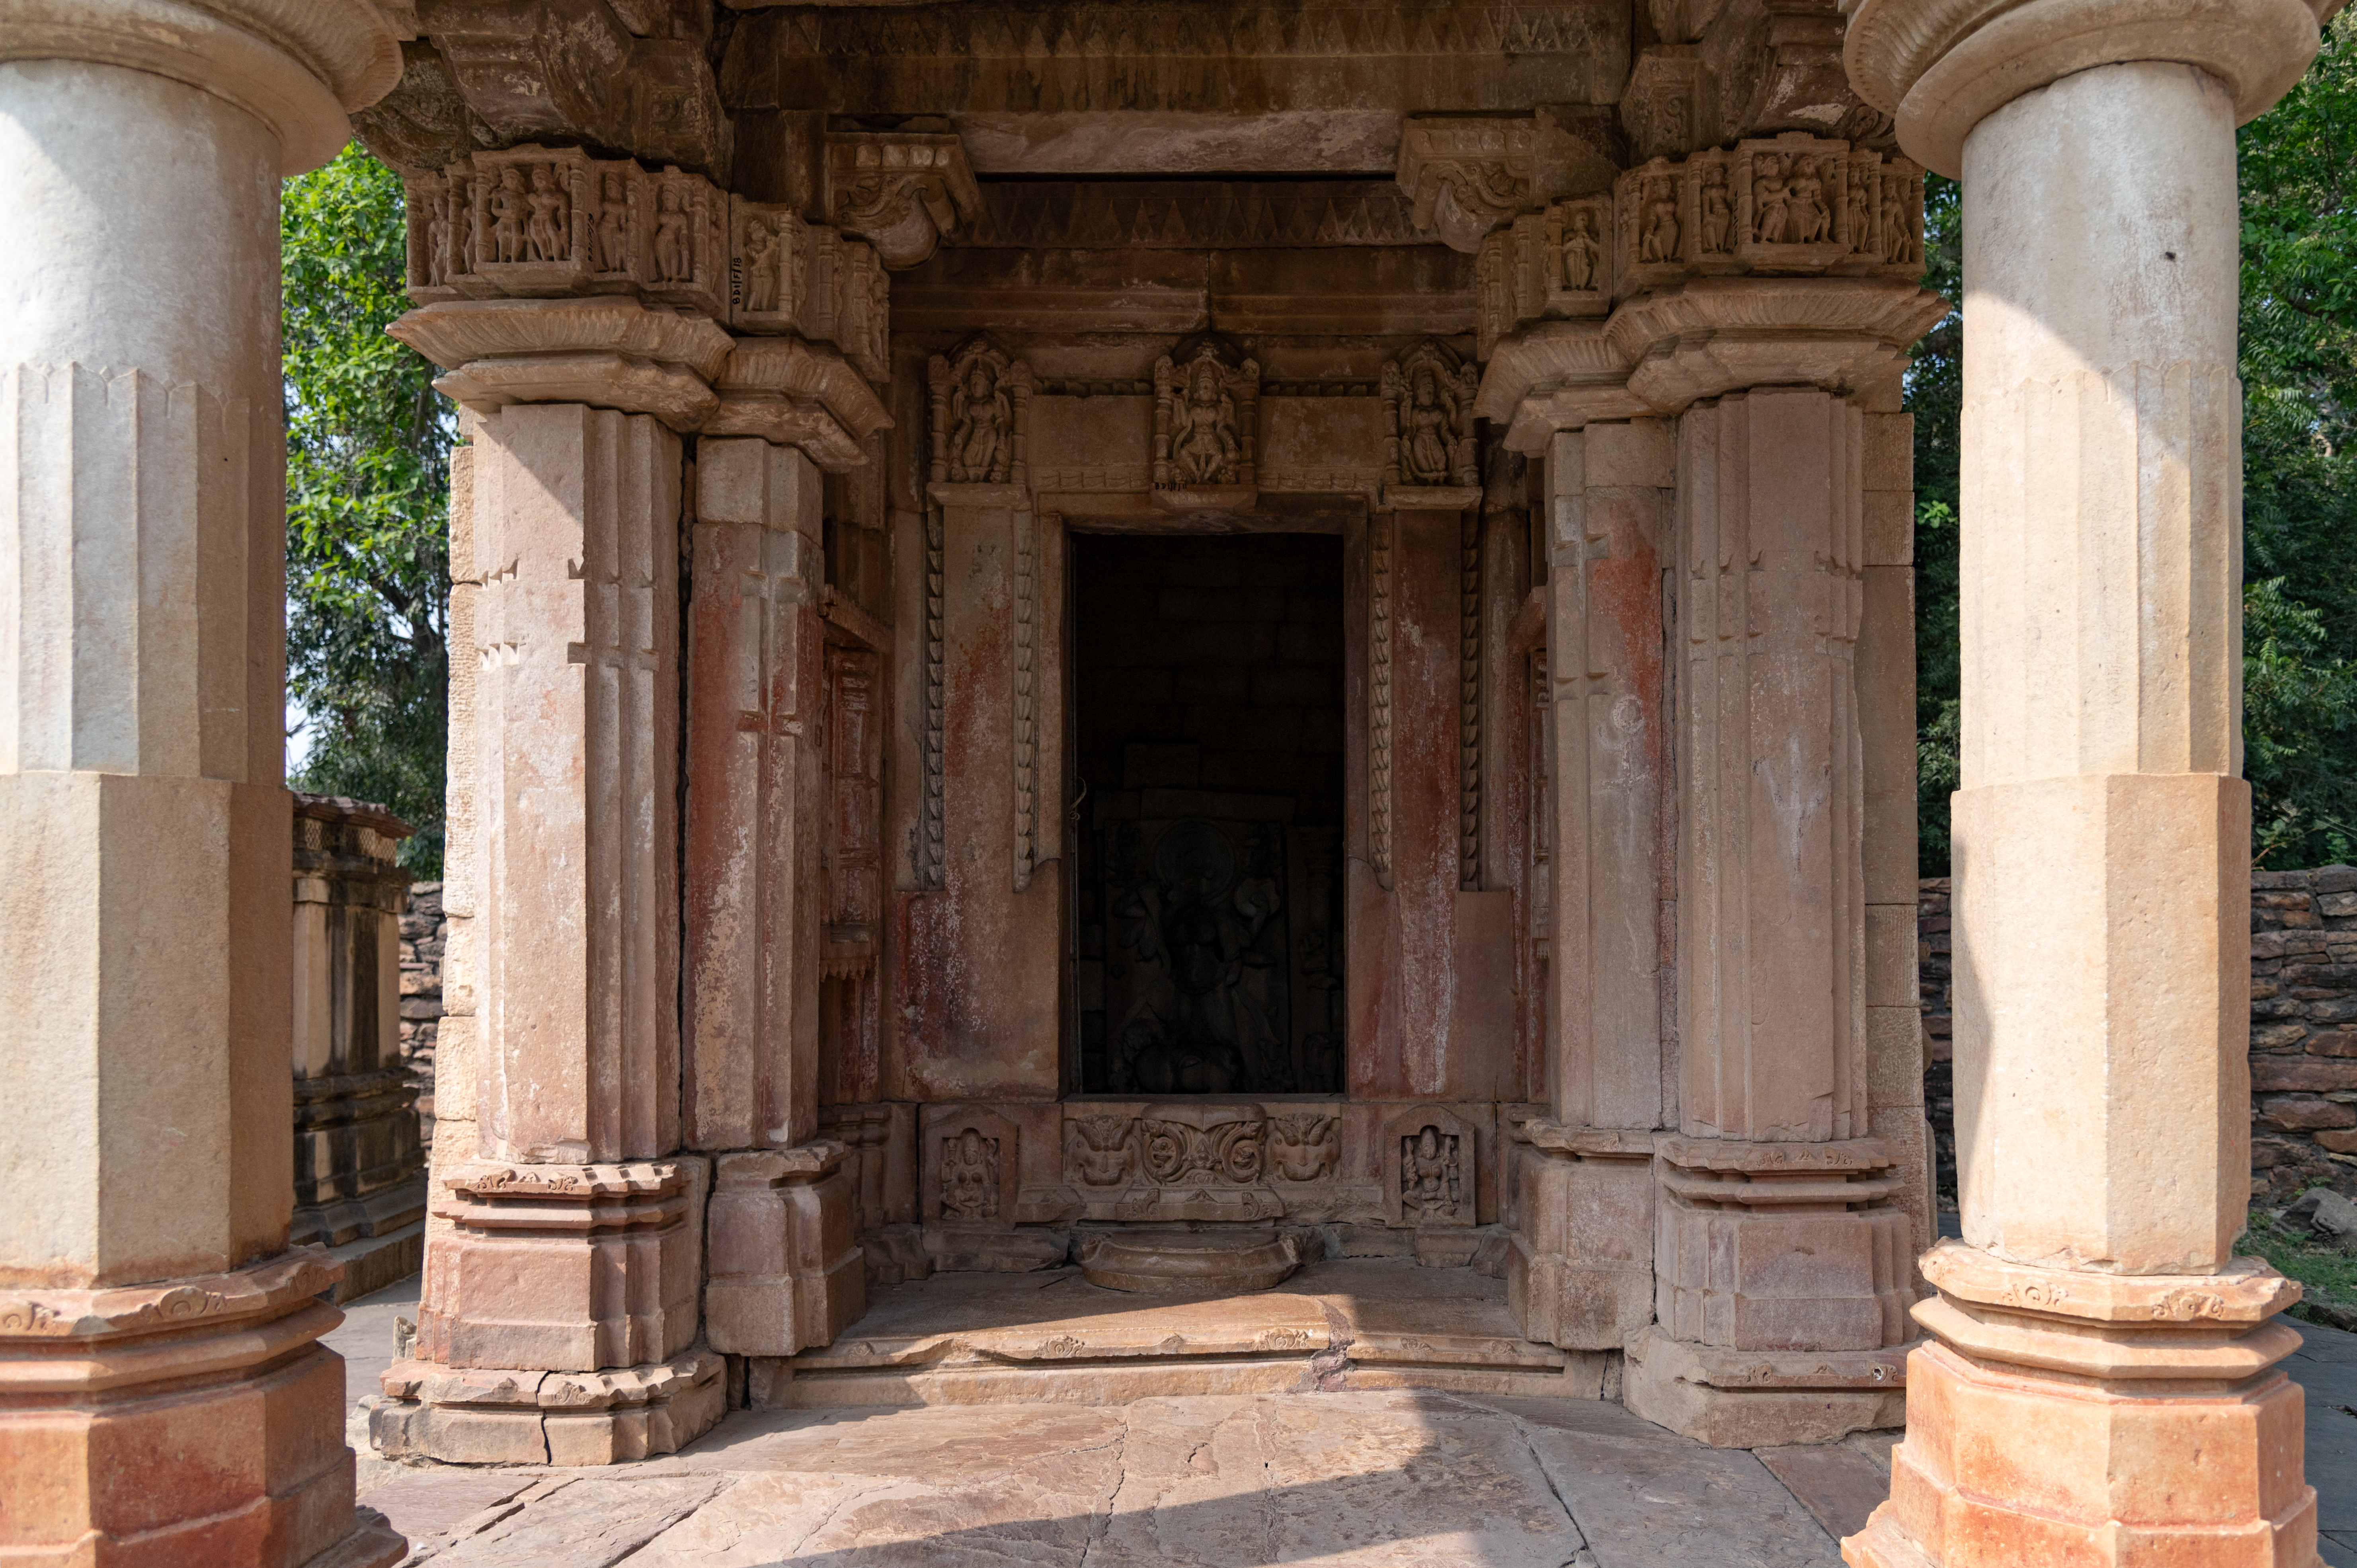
[1754,1445,1892,1543]
[423,1477,724,1565]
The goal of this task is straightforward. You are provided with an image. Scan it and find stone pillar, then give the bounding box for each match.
[1621,385,1916,1446]
[373,302,728,1465]
[0,5,404,1563]
[291,795,428,1303]
[1508,419,1675,1351]
[1841,1,2327,1560]
[684,432,867,1353]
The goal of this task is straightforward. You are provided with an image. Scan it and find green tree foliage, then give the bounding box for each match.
[1912,15,2357,872]
[2238,12,2357,866]
[282,144,454,872]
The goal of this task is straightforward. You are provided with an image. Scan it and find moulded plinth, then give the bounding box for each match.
[1076,1230,1303,1295]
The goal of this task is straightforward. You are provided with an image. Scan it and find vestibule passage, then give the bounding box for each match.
[1068,532,1346,1095]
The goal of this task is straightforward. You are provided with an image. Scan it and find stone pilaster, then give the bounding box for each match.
[1840,0,2328,1560]
[380,306,719,1464]
[0,4,403,1562]
[290,795,427,1303]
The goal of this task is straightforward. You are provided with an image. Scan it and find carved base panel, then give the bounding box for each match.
[1505,1124,1655,1351]
[1622,1326,1909,1447]
[704,1144,866,1357]
[373,1349,727,1468]
[0,1250,405,1568]
[415,1160,708,1371]
[291,1069,428,1250]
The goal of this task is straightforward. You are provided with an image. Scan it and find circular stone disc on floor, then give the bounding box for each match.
[1075,1230,1302,1294]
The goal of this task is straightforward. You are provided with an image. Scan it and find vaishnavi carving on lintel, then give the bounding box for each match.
[1151,336,1260,507]
[927,335,1032,489]
[1381,341,1480,492]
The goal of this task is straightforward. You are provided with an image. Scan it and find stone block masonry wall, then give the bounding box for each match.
[399,881,447,1146]
[1919,870,2357,1213]
[2249,866,2357,1202]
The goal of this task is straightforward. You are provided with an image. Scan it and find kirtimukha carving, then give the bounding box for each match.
[927,336,1032,489]
[1068,1116,1137,1187]
[1381,341,1480,495]
[1395,115,1537,253]
[939,1127,1000,1221]
[1268,1113,1340,1182]
[1151,337,1261,509]
[825,129,982,269]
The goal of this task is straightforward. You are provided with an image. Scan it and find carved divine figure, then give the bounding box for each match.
[1753,154,1792,244]
[1108,819,1287,1095]
[1405,370,1456,482]
[744,218,779,312]
[525,165,568,262]
[1381,342,1477,491]
[1879,175,1918,264]
[654,185,691,283]
[1399,1125,1463,1222]
[595,172,631,272]
[950,359,1011,483]
[1173,360,1238,484]
[1789,156,1830,244]
[1559,207,1601,292]
[462,197,482,275]
[940,1127,999,1221]
[1846,173,1873,256]
[491,166,525,263]
[425,203,450,283]
[1641,176,1680,262]
[1700,165,1733,254]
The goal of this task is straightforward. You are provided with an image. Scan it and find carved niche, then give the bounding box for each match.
[1384,1104,1478,1228]
[1380,342,1481,500]
[920,1106,1021,1229]
[1151,337,1261,511]
[927,335,1033,490]
[1612,135,1926,296]
[1475,194,1612,360]
[729,200,892,384]
[402,147,724,319]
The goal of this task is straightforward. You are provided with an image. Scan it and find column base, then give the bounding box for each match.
[1506,1125,1656,1349]
[1842,1241,2319,1567]
[1623,1325,1908,1445]
[372,1347,727,1466]
[704,1143,867,1356]
[0,1249,405,1567]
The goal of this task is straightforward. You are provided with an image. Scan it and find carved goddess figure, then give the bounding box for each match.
[1699,166,1733,254]
[1846,172,1873,256]
[1789,156,1830,244]
[940,1128,998,1221]
[490,166,526,263]
[654,185,691,283]
[1172,359,1239,485]
[1559,207,1601,292]
[1753,155,1792,244]
[1880,179,1916,263]
[1405,367,1456,483]
[1401,1126,1461,1220]
[744,219,779,312]
[950,359,1012,483]
[1640,177,1680,263]
[462,196,483,275]
[595,173,632,273]
[425,203,451,284]
[524,166,568,263]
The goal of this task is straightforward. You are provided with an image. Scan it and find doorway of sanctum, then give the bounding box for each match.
[1067,531,1347,1096]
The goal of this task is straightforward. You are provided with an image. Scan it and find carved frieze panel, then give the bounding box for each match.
[1381,341,1481,499]
[729,202,890,385]
[1385,1104,1479,1228]
[1151,337,1260,509]
[1475,195,1612,361]
[1396,116,1537,254]
[1610,135,1925,298]
[927,336,1033,489]
[402,147,726,319]
[920,1106,1021,1229]
[1035,1101,1406,1225]
[825,130,982,269]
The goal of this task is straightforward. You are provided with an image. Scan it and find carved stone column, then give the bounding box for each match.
[374,302,723,1465]
[1840,2,2328,1561]
[0,4,405,1562]
[291,795,427,1303]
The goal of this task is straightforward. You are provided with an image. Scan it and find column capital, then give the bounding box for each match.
[1840,0,2328,176]
[388,295,734,431]
[0,0,401,173]
[708,337,895,472]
